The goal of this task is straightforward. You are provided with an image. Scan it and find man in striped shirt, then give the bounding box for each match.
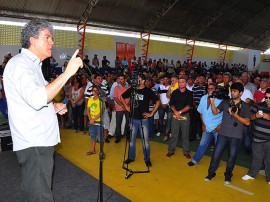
[190,74,206,140]
[156,74,171,139]
[84,73,109,100]
[242,88,270,184]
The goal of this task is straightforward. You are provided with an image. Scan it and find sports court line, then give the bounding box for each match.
[225,184,254,196]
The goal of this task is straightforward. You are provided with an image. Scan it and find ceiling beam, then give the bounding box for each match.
[221,2,270,44]
[78,0,99,25]
[143,0,179,32]
[246,28,270,50]
[0,10,78,24]
[192,0,240,38]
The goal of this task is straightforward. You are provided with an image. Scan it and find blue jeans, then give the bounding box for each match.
[72,103,85,131]
[208,135,241,180]
[158,106,172,136]
[0,98,8,119]
[192,130,218,164]
[89,124,103,142]
[148,115,154,137]
[128,119,150,162]
[242,125,251,153]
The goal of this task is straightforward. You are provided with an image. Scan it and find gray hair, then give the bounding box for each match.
[21,19,53,48]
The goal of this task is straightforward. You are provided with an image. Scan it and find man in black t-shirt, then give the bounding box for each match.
[167,77,193,159]
[121,75,160,167]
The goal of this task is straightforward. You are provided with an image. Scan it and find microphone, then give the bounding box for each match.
[59,53,71,60]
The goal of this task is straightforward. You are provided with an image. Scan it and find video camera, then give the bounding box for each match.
[209,86,229,100]
[130,73,146,88]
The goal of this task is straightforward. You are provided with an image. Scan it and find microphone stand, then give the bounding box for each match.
[97,86,107,202]
[73,60,105,201]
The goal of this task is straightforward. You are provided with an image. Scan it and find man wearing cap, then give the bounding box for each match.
[254,77,269,105]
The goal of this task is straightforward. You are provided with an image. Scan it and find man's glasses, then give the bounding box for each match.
[208,88,214,90]
[265,96,270,99]
[37,35,55,43]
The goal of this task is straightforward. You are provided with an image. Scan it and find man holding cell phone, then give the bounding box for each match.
[242,88,270,184]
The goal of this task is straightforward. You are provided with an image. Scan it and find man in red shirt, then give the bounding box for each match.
[254,77,269,105]
[114,74,130,143]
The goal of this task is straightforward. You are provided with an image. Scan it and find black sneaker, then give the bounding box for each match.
[204,173,216,182]
[105,138,110,143]
[188,161,195,166]
[124,159,134,164]
[115,138,121,143]
[145,161,152,167]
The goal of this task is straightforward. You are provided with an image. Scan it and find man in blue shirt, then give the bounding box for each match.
[188,83,223,166]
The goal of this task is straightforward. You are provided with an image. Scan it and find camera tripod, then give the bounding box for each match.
[122,87,150,179]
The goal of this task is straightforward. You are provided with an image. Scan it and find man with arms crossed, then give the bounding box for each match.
[4,19,83,201]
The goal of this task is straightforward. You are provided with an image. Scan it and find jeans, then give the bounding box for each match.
[89,124,103,142]
[148,115,154,137]
[190,108,202,139]
[115,111,129,140]
[192,130,218,164]
[242,125,251,153]
[0,98,8,119]
[158,106,172,136]
[128,119,150,162]
[72,103,85,131]
[208,135,241,180]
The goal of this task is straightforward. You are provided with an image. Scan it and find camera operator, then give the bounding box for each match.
[204,82,250,184]
[120,75,160,167]
[188,83,223,166]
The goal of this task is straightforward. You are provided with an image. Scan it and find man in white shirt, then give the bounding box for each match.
[4,19,83,201]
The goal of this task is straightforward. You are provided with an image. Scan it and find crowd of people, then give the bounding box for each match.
[29,53,268,185]
[1,19,270,201]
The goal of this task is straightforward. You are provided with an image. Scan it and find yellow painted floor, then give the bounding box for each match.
[55,129,270,202]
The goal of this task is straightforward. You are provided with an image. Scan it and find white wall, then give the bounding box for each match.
[248,50,261,70]
[258,62,270,73]
[232,49,261,70]
[0,45,21,61]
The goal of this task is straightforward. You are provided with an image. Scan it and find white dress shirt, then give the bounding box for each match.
[3,48,60,151]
